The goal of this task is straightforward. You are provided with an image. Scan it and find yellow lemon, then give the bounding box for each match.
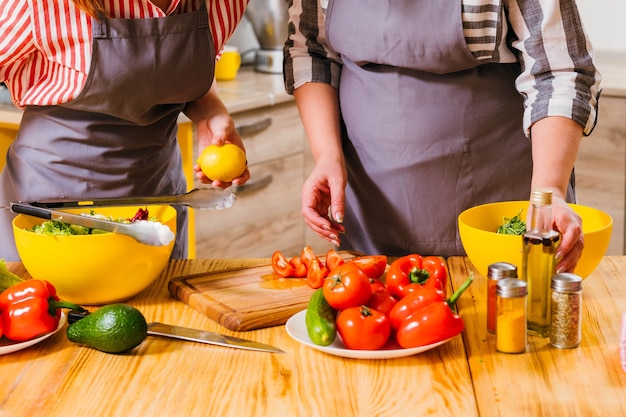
[196,144,246,182]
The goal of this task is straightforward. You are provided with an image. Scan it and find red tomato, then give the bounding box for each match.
[289,256,308,278]
[306,257,328,289]
[271,250,294,278]
[323,262,371,310]
[388,287,446,329]
[347,255,388,279]
[325,249,345,271]
[336,306,391,350]
[369,278,386,293]
[366,287,398,317]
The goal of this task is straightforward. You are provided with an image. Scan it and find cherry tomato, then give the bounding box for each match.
[323,262,371,310]
[289,256,308,278]
[306,257,328,289]
[388,287,446,329]
[271,250,294,278]
[336,306,391,350]
[325,249,345,271]
[366,287,398,317]
[348,255,388,280]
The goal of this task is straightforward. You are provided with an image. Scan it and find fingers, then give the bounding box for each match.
[552,199,584,273]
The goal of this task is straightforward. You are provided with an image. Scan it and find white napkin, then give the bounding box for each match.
[621,313,626,372]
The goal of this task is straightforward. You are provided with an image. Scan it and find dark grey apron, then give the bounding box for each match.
[0,4,214,261]
[325,0,574,257]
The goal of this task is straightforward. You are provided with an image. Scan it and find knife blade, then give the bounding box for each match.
[147,322,285,353]
[67,311,284,353]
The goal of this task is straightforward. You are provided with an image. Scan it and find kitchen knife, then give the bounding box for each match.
[67,311,284,353]
[22,187,236,211]
[146,322,285,353]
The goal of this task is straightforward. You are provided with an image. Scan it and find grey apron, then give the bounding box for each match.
[0,3,214,261]
[325,0,574,257]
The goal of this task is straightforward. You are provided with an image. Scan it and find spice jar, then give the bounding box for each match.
[487,262,518,334]
[550,273,583,348]
[496,278,527,354]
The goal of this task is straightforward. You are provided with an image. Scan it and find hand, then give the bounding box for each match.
[193,112,250,188]
[301,158,347,246]
[551,196,584,273]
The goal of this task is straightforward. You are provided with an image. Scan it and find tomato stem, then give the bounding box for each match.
[447,272,474,309]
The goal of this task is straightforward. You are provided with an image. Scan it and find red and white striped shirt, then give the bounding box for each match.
[0,0,248,107]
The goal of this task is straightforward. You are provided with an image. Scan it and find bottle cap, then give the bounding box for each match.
[496,278,527,297]
[488,262,518,279]
[551,273,583,292]
[530,189,552,205]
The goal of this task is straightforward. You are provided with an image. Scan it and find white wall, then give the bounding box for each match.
[576,0,626,53]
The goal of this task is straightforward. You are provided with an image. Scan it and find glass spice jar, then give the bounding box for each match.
[487,262,518,334]
[496,278,528,354]
[550,273,583,348]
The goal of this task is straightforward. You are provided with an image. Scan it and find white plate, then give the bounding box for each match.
[0,311,67,355]
[285,310,453,359]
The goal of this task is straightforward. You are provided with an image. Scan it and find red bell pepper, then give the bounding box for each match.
[386,254,448,299]
[395,273,473,348]
[0,280,84,342]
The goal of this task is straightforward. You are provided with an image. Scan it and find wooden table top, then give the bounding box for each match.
[1,256,625,417]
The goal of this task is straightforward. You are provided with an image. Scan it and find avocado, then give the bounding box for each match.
[67,304,148,353]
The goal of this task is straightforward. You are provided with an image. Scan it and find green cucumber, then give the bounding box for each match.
[305,288,337,346]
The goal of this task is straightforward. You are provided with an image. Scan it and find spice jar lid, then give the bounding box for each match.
[551,273,582,292]
[488,262,518,279]
[496,278,527,297]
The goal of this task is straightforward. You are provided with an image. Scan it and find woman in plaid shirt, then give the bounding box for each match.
[284,0,601,273]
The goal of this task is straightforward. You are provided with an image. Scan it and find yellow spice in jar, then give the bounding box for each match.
[496,289,527,354]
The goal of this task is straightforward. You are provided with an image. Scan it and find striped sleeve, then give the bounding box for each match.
[0,0,35,87]
[283,0,342,95]
[208,0,249,57]
[506,0,601,136]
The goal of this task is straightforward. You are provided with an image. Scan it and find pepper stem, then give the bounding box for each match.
[48,299,87,316]
[447,272,474,309]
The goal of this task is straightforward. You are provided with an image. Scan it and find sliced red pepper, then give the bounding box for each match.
[271,250,295,278]
[0,279,84,342]
[386,254,447,299]
[395,273,473,348]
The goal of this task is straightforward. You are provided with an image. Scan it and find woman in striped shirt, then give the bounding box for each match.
[284,0,601,273]
[0,0,250,260]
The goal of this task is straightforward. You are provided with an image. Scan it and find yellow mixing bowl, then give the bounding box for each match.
[13,205,176,305]
[458,201,612,279]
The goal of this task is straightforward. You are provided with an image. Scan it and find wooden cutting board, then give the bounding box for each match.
[168,251,360,331]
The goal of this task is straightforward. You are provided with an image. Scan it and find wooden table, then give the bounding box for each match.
[1,257,625,417]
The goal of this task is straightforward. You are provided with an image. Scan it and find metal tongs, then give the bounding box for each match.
[8,188,236,246]
[23,187,236,211]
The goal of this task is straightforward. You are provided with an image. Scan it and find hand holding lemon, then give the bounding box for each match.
[196,144,247,183]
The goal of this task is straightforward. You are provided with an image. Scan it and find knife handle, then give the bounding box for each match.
[10,203,53,220]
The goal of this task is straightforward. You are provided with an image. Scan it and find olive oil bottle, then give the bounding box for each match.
[521,189,560,337]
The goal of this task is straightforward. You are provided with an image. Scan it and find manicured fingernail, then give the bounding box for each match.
[334,212,343,223]
[555,251,563,262]
[323,224,331,231]
[329,234,338,242]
